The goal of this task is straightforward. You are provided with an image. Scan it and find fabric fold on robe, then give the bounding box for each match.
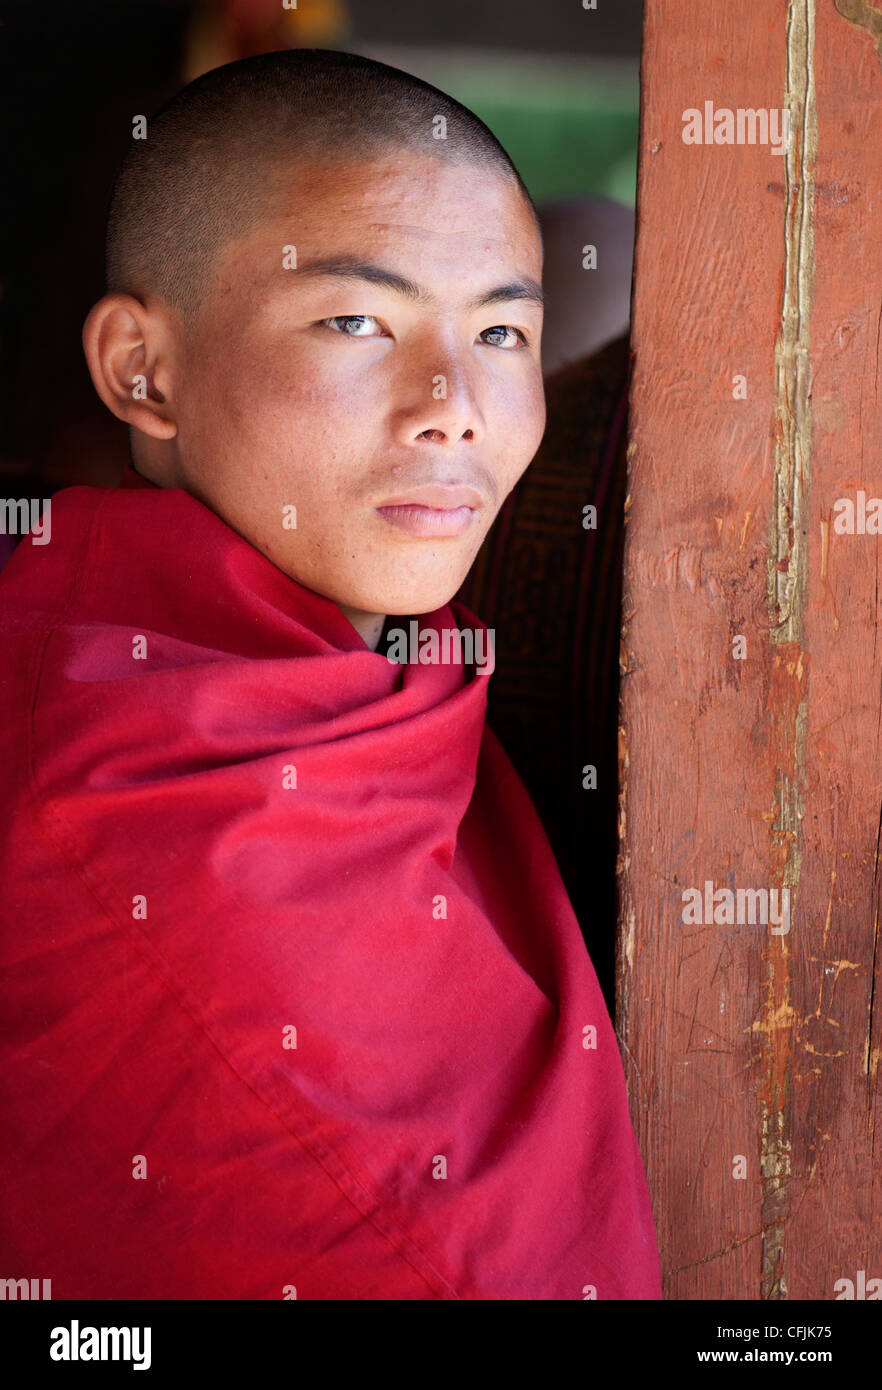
[0,468,661,1300]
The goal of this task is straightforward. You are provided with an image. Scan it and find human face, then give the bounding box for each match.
[170,149,546,624]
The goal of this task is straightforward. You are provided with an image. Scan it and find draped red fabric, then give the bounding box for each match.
[0,470,661,1300]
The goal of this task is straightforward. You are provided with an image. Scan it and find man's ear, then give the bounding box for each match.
[82,293,179,441]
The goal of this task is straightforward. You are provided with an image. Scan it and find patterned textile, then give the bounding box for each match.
[455,332,631,1007]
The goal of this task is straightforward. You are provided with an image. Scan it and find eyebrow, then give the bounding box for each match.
[288,257,547,310]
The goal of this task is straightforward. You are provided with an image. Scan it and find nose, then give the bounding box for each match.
[389,345,486,449]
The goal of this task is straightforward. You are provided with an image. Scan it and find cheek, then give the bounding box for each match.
[187,341,371,464]
[526,375,547,450]
[490,370,546,478]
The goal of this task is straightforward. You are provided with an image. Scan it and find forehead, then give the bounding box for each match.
[216,148,542,297]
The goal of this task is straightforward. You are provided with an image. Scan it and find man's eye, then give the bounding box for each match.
[480,325,527,348]
[322,315,385,337]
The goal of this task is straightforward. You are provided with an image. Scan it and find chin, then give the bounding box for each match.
[325,549,479,618]
[370,574,471,617]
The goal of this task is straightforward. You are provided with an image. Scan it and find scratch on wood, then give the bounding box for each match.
[666,1227,766,1278]
[869,807,882,1134]
[867,900,880,1095]
[632,542,705,594]
[616,720,636,1036]
[819,516,829,583]
[759,0,817,1302]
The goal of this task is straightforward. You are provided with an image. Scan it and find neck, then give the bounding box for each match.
[337,605,387,652]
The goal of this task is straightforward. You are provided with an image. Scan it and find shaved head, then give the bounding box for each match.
[105,47,539,321]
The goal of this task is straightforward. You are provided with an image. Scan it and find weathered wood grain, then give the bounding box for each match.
[619,0,881,1299]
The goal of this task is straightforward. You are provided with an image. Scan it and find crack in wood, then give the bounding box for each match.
[760,0,818,1302]
[666,1226,769,1278]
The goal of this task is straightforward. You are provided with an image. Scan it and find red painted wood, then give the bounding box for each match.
[620,0,881,1299]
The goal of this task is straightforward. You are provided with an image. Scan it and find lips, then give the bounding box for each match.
[373,484,483,538]
[375,504,476,538]
[375,485,484,511]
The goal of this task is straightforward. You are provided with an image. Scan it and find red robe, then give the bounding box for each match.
[0,468,661,1300]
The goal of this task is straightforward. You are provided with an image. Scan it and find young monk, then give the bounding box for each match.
[0,49,661,1300]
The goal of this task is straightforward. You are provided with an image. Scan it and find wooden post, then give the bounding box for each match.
[620,0,882,1299]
